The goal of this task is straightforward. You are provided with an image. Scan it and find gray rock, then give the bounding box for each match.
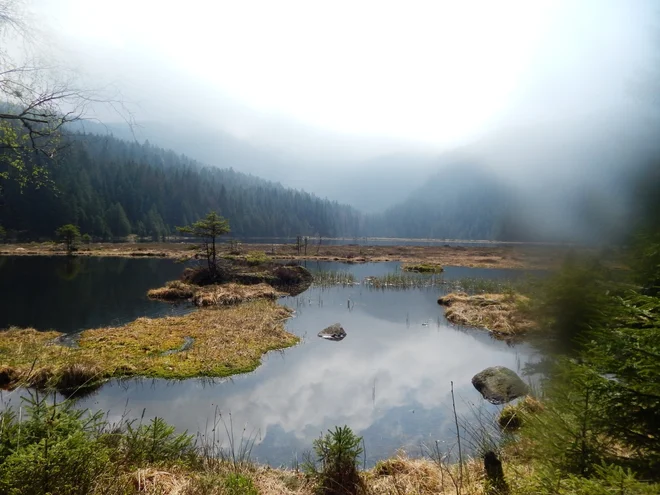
[318,323,347,341]
[472,366,528,404]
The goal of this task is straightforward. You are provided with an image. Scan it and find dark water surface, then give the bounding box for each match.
[0,256,185,333]
[0,256,539,466]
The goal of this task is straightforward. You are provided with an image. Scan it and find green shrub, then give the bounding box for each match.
[123,416,195,465]
[224,473,258,495]
[0,396,112,495]
[245,251,271,266]
[518,462,659,495]
[306,425,364,495]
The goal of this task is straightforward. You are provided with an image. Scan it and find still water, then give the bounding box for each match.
[0,256,538,466]
[0,256,186,333]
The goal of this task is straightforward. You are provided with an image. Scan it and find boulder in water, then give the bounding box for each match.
[318,323,347,341]
[472,366,528,404]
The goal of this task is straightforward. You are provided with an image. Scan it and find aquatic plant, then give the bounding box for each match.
[444,277,523,295]
[313,270,357,287]
[402,263,444,273]
[363,273,443,289]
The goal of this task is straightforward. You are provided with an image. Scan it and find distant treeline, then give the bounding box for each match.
[0,134,362,240]
[0,132,639,243]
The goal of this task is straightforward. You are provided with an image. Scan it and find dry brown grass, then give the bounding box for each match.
[0,241,573,269]
[368,455,490,495]
[149,280,283,306]
[147,280,196,301]
[0,300,297,390]
[192,283,282,306]
[106,454,518,495]
[438,292,536,337]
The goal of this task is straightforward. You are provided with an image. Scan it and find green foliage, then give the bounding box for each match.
[528,254,614,354]
[245,251,271,266]
[0,225,5,242]
[106,202,131,238]
[81,233,92,244]
[522,362,610,477]
[122,416,195,466]
[178,211,230,275]
[523,234,660,488]
[306,426,364,495]
[0,396,112,495]
[0,133,361,241]
[630,232,660,296]
[223,473,258,495]
[584,292,660,473]
[0,395,197,495]
[55,224,81,254]
[520,462,659,495]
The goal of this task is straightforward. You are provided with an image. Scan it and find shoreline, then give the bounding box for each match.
[0,240,579,269]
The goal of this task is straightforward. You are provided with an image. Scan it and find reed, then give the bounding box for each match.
[312,270,357,287]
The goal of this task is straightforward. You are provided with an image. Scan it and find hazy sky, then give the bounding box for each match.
[29,0,657,154]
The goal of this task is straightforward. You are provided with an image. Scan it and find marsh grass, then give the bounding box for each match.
[0,300,297,391]
[312,271,357,287]
[402,263,444,273]
[192,283,282,306]
[438,292,536,337]
[445,277,524,295]
[148,281,282,306]
[147,280,195,301]
[364,273,444,289]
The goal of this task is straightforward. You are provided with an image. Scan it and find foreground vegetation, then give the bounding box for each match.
[0,300,297,392]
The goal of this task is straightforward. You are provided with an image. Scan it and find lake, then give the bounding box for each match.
[0,256,539,467]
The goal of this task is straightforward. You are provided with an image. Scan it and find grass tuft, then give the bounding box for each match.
[498,396,545,431]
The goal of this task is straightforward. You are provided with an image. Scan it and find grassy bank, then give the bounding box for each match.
[0,240,573,269]
[0,300,297,392]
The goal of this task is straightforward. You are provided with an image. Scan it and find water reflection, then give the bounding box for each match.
[0,256,186,333]
[69,284,534,466]
[0,257,538,466]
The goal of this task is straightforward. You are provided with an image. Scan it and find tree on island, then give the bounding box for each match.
[177,211,230,278]
[55,224,80,254]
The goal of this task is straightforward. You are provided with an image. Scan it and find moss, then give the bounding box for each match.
[402,263,444,273]
[0,300,298,390]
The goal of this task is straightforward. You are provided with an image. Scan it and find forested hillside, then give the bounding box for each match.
[0,134,362,240]
[363,164,514,240]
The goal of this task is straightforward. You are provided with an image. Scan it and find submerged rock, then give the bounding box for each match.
[318,323,347,341]
[472,366,528,404]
